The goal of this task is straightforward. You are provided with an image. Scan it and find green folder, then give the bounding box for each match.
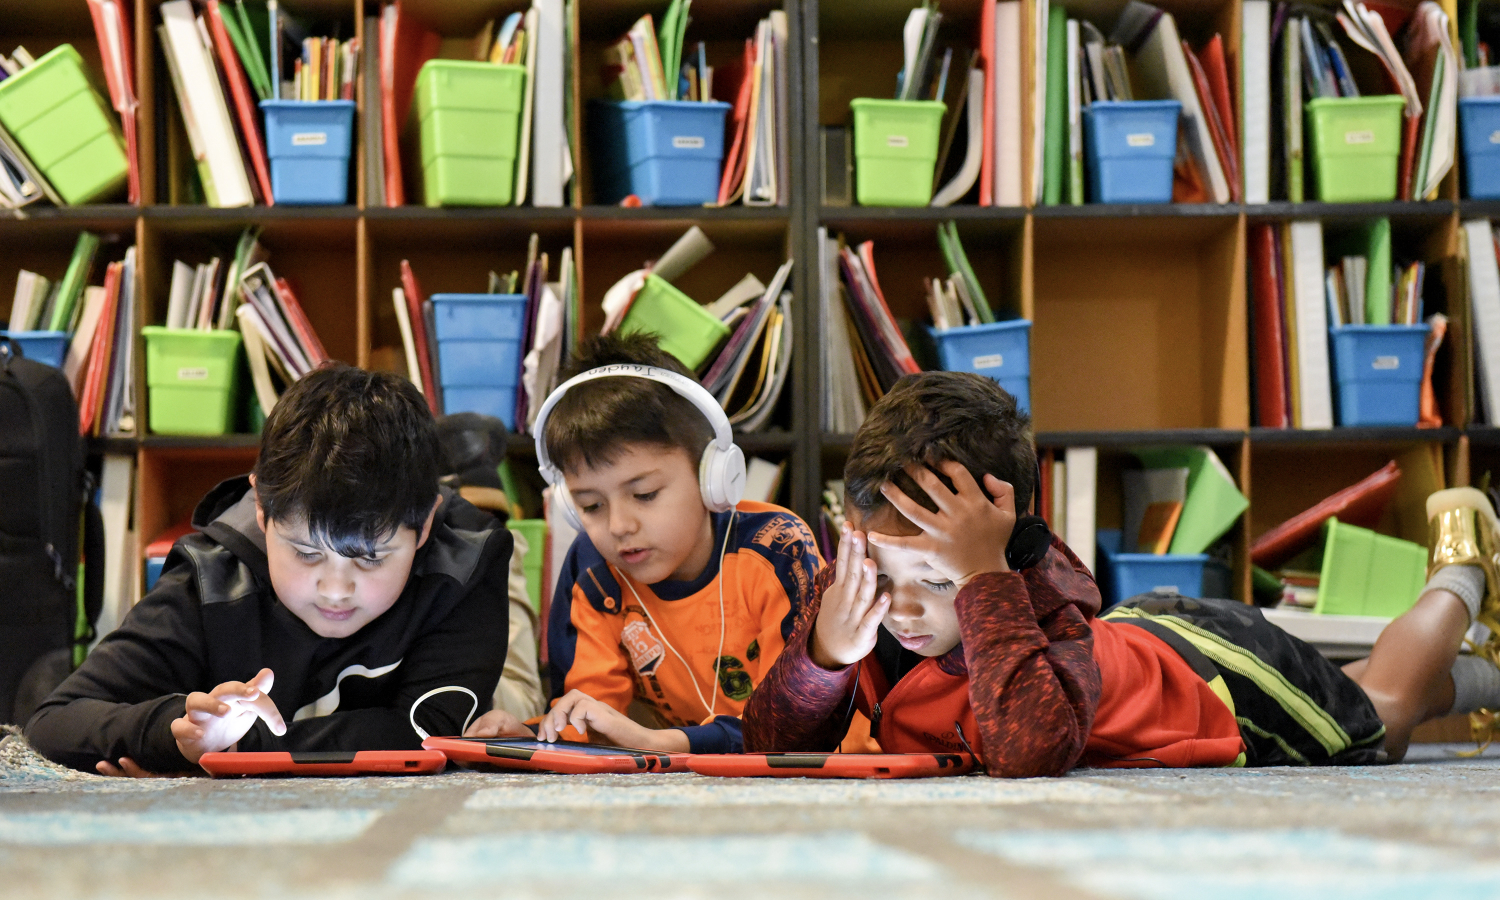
[224,2,272,102]
[937,221,994,323]
[49,231,99,333]
[1362,218,1391,326]
[1134,446,1248,555]
[658,0,690,101]
[1042,6,1068,205]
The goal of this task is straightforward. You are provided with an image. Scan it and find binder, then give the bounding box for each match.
[1289,220,1333,429]
[379,1,440,207]
[1250,461,1402,569]
[1241,0,1270,203]
[530,0,565,208]
[159,0,254,207]
[205,0,275,204]
[1250,223,1288,428]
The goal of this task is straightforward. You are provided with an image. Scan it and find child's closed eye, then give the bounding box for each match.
[295,550,322,563]
[923,580,956,593]
[634,490,659,502]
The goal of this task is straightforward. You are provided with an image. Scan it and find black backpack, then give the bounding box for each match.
[0,339,103,725]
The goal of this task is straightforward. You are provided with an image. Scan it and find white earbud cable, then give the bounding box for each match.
[408,685,479,740]
[615,510,736,720]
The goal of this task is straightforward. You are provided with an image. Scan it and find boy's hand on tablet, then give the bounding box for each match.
[464,709,534,738]
[870,462,1016,587]
[810,525,890,669]
[171,667,287,765]
[538,690,690,752]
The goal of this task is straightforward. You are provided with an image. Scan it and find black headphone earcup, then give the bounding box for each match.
[1006,515,1052,571]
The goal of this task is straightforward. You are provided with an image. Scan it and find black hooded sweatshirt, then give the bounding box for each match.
[25,476,512,773]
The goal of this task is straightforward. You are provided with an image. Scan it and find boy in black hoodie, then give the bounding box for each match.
[25,365,513,774]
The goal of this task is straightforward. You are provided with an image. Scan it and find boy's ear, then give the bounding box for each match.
[249,474,266,533]
[415,495,442,549]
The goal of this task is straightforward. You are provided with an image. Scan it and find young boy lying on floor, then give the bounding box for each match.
[744,371,1500,775]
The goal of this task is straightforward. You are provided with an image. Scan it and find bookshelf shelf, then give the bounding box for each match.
[1029,203,1237,220]
[1036,429,1247,448]
[1245,201,1457,222]
[1248,427,1463,445]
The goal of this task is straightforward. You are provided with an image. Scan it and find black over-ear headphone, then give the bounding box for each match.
[1004,457,1052,571]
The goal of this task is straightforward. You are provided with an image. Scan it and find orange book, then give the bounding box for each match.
[77,262,122,436]
[205,0,275,204]
[380,2,441,207]
[400,260,439,415]
[715,39,756,206]
[979,0,995,206]
[1137,501,1185,554]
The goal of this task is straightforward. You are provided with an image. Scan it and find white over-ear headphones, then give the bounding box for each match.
[533,364,747,530]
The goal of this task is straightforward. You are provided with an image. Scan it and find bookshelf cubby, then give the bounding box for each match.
[0,0,1487,668]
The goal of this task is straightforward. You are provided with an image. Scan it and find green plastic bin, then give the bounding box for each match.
[0,44,128,205]
[850,98,945,206]
[1313,517,1427,618]
[142,327,243,436]
[508,518,548,613]
[1306,95,1405,203]
[415,61,526,207]
[619,274,731,370]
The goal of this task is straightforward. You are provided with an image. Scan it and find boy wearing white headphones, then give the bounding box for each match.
[465,333,822,753]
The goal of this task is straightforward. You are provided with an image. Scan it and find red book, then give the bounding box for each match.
[1250,462,1402,569]
[1250,223,1288,428]
[1398,112,1421,200]
[1185,39,1239,203]
[205,0,275,204]
[715,39,756,206]
[77,262,122,436]
[380,2,441,207]
[856,241,921,376]
[85,0,139,205]
[400,259,439,415]
[979,0,996,206]
[1198,35,1239,173]
[271,277,328,366]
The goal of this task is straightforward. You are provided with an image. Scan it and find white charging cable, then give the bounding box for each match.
[408,685,479,740]
[615,510,736,719]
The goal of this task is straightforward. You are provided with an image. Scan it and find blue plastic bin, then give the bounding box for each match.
[431,293,529,428]
[1460,97,1500,200]
[1082,100,1181,204]
[260,100,356,205]
[145,556,165,591]
[1096,529,1209,608]
[927,319,1031,413]
[2,330,69,368]
[1329,324,1430,427]
[589,99,730,206]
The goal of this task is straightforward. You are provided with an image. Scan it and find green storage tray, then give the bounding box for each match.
[850,98,946,206]
[1306,95,1405,203]
[142,327,243,436]
[508,518,548,613]
[0,44,127,205]
[619,274,731,370]
[1313,517,1427,618]
[415,62,526,207]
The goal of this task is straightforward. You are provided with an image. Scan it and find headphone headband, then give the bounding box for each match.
[532,364,735,473]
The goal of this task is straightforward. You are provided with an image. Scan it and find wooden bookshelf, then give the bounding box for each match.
[0,0,1487,641]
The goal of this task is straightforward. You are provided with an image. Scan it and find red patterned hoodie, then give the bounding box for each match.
[742,537,1243,777]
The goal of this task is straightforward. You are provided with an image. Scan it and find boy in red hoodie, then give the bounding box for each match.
[744,372,1500,774]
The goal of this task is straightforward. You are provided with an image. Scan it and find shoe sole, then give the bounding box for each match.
[1428,487,1500,531]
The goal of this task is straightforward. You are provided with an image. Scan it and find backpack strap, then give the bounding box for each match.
[76,472,105,666]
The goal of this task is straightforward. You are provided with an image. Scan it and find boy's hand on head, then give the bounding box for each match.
[868,461,1017,588]
[171,668,287,766]
[538,690,690,752]
[810,525,890,669]
[463,709,535,739]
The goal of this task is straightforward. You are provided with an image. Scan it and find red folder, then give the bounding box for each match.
[272,277,328,366]
[1198,35,1239,186]
[205,1,275,204]
[979,0,995,206]
[78,261,122,436]
[1185,39,1239,203]
[857,242,920,377]
[400,259,439,415]
[715,39,755,207]
[380,2,441,207]
[85,0,139,205]
[1250,461,1402,569]
[1250,223,1288,428]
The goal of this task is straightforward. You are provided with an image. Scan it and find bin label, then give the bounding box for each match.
[1126,133,1155,147]
[177,367,209,381]
[1344,130,1375,145]
[1490,130,1500,144]
[672,136,705,149]
[972,353,1005,369]
[1372,355,1400,370]
[292,132,328,146]
[1152,584,1180,594]
[887,135,910,148]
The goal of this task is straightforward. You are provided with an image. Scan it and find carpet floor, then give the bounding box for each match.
[3,730,1498,900]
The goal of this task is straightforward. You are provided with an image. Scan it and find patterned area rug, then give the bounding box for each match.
[4,730,1500,900]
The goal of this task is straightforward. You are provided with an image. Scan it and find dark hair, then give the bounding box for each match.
[254,363,440,556]
[543,331,714,473]
[844,371,1036,518]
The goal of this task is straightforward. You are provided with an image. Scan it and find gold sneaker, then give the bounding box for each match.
[1427,487,1500,665]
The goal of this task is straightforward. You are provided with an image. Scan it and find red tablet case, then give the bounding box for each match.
[198,750,448,777]
[686,752,978,779]
[422,737,690,774]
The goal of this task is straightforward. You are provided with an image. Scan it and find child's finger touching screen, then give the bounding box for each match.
[172,668,288,765]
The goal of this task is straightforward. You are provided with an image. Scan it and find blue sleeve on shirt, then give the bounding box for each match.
[674,716,743,754]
